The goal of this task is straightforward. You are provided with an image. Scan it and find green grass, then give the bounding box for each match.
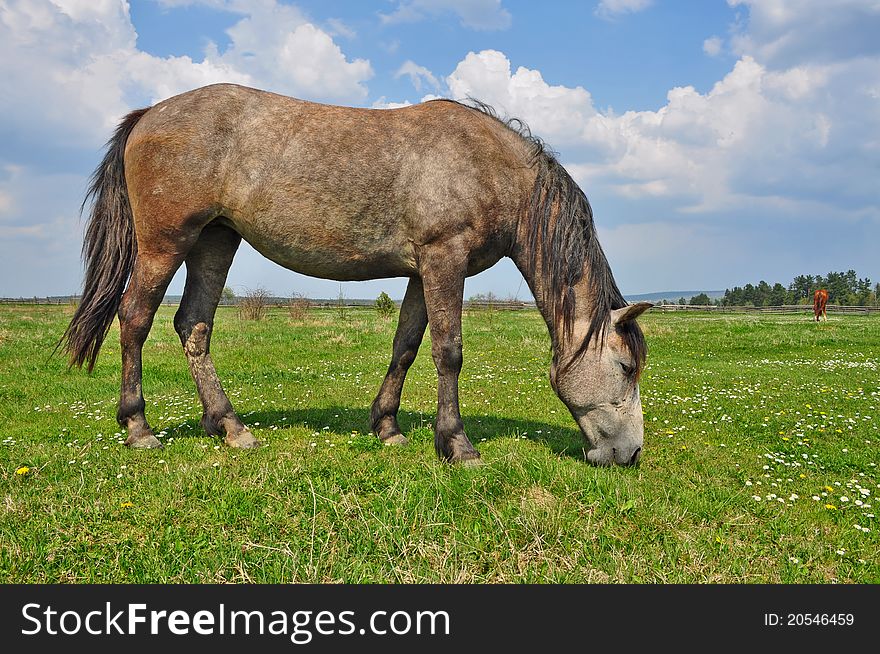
[0,304,877,583]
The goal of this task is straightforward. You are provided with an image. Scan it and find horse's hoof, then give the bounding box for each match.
[125,433,162,449]
[448,447,482,466]
[382,433,409,446]
[226,429,260,449]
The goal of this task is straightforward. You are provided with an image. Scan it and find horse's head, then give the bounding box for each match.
[550,302,652,466]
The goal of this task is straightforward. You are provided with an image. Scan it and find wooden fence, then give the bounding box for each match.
[2,297,879,314]
[648,304,880,314]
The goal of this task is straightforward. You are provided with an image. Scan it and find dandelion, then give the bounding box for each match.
[825,504,836,510]
[120,502,134,509]
[15,466,30,476]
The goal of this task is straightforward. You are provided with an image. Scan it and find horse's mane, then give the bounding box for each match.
[431,98,647,378]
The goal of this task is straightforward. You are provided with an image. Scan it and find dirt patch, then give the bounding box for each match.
[520,484,558,512]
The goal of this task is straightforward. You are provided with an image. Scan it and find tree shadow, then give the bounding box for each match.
[163,405,589,461]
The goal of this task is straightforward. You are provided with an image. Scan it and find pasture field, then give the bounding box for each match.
[0,304,877,583]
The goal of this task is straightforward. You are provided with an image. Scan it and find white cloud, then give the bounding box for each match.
[0,0,372,148]
[728,0,880,68]
[595,0,653,20]
[204,3,372,102]
[395,60,440,91]
[326,17,356,39]
[0,0,376,297]
[380,0,511,31]
[443,49,880,220]
[703,36,723,57]
[446,50,596,143]
[371,97,413,109]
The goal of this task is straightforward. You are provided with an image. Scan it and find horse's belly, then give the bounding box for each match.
[223,216,417,281]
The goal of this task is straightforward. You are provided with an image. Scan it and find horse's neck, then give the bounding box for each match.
[511,243,593,344]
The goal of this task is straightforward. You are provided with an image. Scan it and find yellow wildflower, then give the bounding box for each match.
[15,466,30,476]
[120,501,134,509]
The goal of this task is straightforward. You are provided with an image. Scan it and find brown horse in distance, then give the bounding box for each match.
[61,84,651,466]
[813,288,828,322]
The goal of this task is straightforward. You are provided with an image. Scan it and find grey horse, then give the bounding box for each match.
[61,84,651,466]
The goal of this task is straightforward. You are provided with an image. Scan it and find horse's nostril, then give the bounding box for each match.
[629,447,642,465]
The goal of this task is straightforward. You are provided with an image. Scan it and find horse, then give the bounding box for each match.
[60,83,651,467]
[813,288,828,322]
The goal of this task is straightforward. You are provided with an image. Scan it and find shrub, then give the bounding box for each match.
[238,287,270,321]
[375,291,396,319]
[287,293,311,321]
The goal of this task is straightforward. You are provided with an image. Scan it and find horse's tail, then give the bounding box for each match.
[59,107,150,372]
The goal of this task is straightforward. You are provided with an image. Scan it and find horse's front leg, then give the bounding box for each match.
[420,255,480,464]
[371,277,428,445]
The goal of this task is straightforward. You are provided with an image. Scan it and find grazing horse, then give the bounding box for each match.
[61,84,651,466]
[813,289,828,322]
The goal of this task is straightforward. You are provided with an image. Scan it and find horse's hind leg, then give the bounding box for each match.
[420,251,480,464]
[371,277,428,444]
[118,251,187,448]
[173,223,258,448]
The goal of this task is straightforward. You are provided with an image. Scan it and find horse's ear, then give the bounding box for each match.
[611,302,652,325]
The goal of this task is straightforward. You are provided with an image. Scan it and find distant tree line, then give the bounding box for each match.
[721,271,879,307]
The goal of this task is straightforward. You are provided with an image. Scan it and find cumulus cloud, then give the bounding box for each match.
[728,0,880,68]
[0,0,375,296]
[202,3,372,102]
[395,60,441,91]
[446,50,596,143]
[444,48,880,220]
[595,0,653,20]
[380,0,512,31]
[0,0,372,149]
[372,97,413,109]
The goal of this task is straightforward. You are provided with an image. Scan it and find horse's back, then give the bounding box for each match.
[123,84,527,280]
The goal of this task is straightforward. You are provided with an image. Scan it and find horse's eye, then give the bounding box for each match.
[619,362,634,376]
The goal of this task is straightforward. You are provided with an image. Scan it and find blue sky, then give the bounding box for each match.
[1,1,879,299]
